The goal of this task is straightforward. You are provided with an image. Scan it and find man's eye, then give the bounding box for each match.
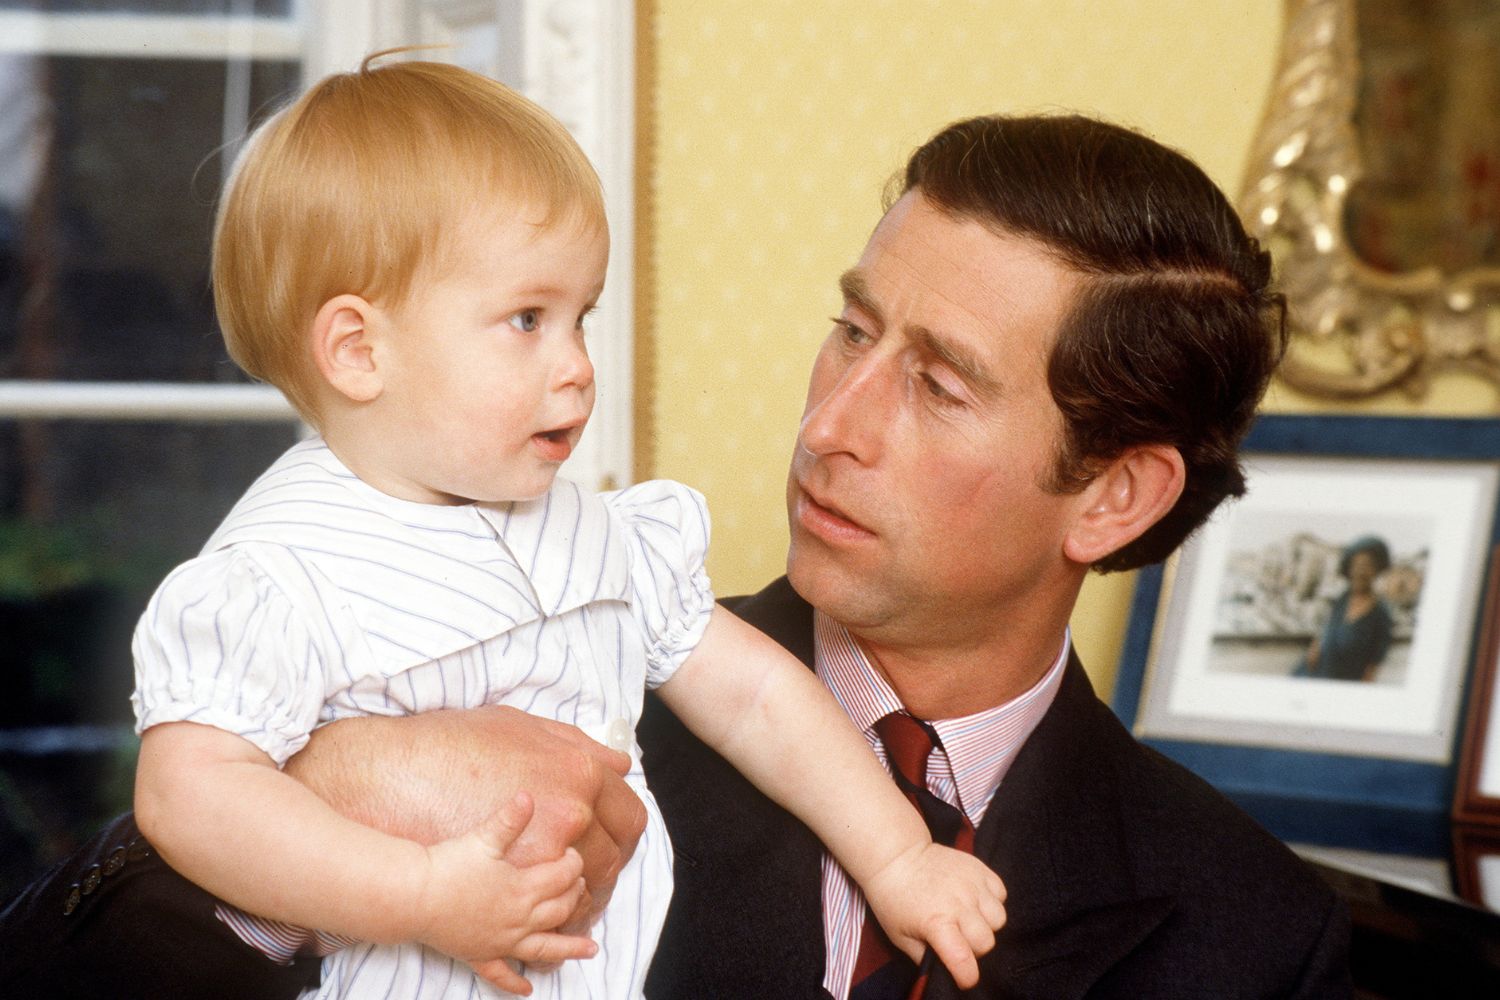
[831,318,869,344]
[509,309,541,332]
[921,372,961,404]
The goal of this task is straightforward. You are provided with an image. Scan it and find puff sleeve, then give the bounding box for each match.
[130,548,328,766]
[605,479,715,688]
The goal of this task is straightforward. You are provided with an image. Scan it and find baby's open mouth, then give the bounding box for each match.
[532,425,578,462]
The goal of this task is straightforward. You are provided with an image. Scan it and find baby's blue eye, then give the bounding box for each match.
[510,309,540,332]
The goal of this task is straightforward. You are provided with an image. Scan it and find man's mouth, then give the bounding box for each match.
[795,483,874,541]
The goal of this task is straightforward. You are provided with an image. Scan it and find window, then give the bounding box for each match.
[0,0,636,901]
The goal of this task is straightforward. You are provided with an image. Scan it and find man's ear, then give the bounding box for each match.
[310,294,383,403]
[1062,444,1186,566]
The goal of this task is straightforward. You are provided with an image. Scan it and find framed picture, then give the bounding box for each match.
[1455,548,1500,825]
[1114,415,1500,853]
[1453,824,1500,912]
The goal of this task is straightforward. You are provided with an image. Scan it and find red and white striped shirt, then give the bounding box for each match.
[813,611,1068,999]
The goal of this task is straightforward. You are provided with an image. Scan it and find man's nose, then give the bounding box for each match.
[798,355,887,463]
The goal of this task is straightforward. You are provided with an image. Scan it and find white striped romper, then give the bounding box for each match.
[131,437,713,999]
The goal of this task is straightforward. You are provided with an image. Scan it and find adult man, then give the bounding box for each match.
[638,114,1349,998]
[1,113,1347,999]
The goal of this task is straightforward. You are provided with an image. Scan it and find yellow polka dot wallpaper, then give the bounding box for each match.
[639,1,1285,693]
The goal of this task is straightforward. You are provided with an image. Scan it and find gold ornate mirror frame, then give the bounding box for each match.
[1240,0,1500,400]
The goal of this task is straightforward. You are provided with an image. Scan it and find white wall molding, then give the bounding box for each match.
[0,382,294,422]
[423,0,636,491]
[2,1,636,493]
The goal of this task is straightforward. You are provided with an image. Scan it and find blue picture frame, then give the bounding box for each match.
[1113,414,1500,855]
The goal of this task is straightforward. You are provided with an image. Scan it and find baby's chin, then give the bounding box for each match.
[465,473,565,506]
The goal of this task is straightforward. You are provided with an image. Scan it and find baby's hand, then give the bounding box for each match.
[862,843,1006,989]
[413,792,596,996]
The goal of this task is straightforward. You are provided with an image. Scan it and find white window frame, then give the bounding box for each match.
[0,0,634,491]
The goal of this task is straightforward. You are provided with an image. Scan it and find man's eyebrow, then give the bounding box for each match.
[838,270,881,325]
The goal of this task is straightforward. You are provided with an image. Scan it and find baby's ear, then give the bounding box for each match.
[311,294,383,402]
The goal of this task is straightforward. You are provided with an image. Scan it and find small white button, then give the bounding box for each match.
[606,718,633,753]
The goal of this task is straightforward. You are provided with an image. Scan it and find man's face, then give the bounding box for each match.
[786,192,1087,647]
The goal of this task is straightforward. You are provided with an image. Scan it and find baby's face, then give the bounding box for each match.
[369,204,608,504]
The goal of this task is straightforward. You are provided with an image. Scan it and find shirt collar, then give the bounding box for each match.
[299,439,634,618]
[207,438,633,669]
[477,478,634,617]
[813,611,1069,823]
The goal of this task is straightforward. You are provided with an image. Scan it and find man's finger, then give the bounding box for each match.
[590,763,647,854]
[570,818,623,884]
[528,712,633,776]
[573,736,631,778]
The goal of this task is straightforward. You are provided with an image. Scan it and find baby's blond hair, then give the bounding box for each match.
[212,52,605,422]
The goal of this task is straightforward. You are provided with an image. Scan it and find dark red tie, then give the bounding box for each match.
[848,712,976,1000]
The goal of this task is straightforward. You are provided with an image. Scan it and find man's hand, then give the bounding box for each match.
[285,705,647,928]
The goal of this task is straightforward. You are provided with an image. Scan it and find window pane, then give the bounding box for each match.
[0,53,298,382]
[0,417,301,898]
[0,0,290,15]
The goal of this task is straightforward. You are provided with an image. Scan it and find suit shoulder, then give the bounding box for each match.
[1112,735,1345,978]
[1085,720,1350,991]
[1122,736,1328,892]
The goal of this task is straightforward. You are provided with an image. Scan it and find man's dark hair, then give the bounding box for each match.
[897,113,1287,572]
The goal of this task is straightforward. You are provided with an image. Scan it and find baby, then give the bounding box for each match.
[130,54,1004,999]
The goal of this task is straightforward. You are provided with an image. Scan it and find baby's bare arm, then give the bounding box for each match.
[135,720,591,963]
[657,606,1006,988]
[659,607,932,886]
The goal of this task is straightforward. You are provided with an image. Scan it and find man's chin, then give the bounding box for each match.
[785,543,831,602]
[786,543,881,623]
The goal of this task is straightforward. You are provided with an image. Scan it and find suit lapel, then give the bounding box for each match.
[645,578,829,997]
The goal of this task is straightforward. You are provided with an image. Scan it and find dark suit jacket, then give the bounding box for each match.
[0,813,321,999]
[639,577,1352,999]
